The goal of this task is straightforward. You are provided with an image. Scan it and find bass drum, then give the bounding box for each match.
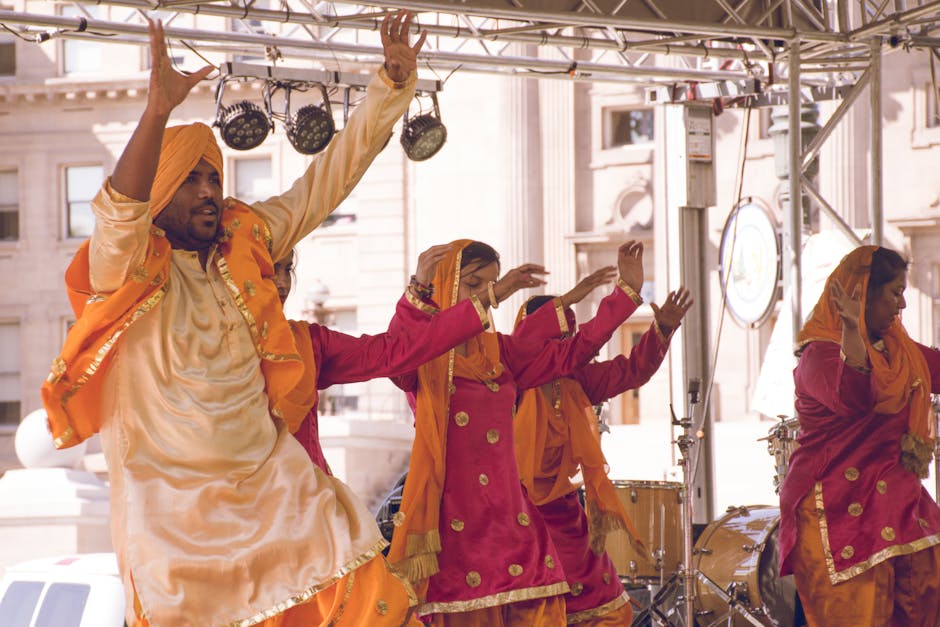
[606,480,683,582]
[693,505,799,627]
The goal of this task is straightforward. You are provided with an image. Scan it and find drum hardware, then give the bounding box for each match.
[631,573,685,627]
[694,571,765,627]
[758,416,800,494]
[672,377,702,627]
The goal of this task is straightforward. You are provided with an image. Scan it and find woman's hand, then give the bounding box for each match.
[491,263,548,304]
[413,244,452,287]
[560,266,617,308]
[651,288,694,336]
[831,278,868,368]
[617,241,644,293]
[830,278,861,331]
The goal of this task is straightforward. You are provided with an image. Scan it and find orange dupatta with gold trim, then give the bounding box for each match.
[512,303,647,556]
[797,245,934,476]
[281,320,320,433]
[388,240,504,592]
[41,123,304,448]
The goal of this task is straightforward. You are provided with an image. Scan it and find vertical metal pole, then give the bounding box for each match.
[869,38,884,246]
[786,40,804,341]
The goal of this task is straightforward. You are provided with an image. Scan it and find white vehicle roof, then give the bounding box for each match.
[6,553,120,578]
[0,553,125,627]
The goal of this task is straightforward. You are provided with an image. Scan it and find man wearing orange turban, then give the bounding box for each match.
[41,14,429,627]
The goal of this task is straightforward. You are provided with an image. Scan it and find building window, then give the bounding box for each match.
[0,321,20,426]
[616,323,648,425]
[233,157,272,205]
[0,169,18,241]
[603,108,654,149]
[61,6,103,74]
[65,164,103,239]
[0,37,14,77]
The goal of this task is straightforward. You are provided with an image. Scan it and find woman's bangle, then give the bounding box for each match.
[487,280,499,309]
[409,275,434,300]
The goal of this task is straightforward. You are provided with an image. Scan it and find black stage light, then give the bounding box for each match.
[400,93,447,162]
[285,84,335,155]
[217,101,272,151]
[286,104,334,154]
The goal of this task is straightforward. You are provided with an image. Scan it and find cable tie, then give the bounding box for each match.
[77,17,88,32]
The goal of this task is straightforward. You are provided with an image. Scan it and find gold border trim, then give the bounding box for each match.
[652,320,668,344]
[617,279,643,305]
[221,539,389,627]
[794,336,839,354]
[469,294,490,330]
[215,254,301,364]
[553,297,569,335]
[815,481,940,584]
[405,289,440,315]
[566,590,629,624]
[59,284,169,412]
[418,581,570,615]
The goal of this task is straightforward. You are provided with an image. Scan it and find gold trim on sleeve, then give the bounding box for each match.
[652,320,669,343]
[617,279,643,305]
[552,297,569,335]
[469,294,491,330]
[404,289,440,315]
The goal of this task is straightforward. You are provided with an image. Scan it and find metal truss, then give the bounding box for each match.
[1,0,938,351]
[0,1,938,89]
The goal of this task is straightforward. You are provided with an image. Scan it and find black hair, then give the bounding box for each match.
[868,247,908,295]
[460,241,500,273]
[525,295,555,315]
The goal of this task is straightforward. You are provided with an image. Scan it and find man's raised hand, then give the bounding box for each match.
[381,11,427,84]
[146,19,214,119]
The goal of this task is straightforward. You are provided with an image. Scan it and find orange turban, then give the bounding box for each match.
[150,122,223,217]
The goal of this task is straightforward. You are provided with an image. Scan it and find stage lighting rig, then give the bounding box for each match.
[400,92,447,162]
[215,63,444,157]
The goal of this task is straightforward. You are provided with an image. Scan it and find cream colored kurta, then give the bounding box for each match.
[89,70,415,627]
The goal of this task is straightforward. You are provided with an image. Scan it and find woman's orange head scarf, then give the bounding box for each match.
[512,298,647,557]
[797,245,934,476]
[388,239,504,590]
[151,122,224,217]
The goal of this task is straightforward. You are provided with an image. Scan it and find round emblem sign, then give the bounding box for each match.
[719,202,781,326]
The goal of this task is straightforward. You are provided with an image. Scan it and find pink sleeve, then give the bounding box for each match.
[572,322,670,404]
[511,298,566,340]
[316,295,487,388]
[501,285,639,390]
[387,291,437,334]
[916,342,940,393]
[794,341,874,420]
